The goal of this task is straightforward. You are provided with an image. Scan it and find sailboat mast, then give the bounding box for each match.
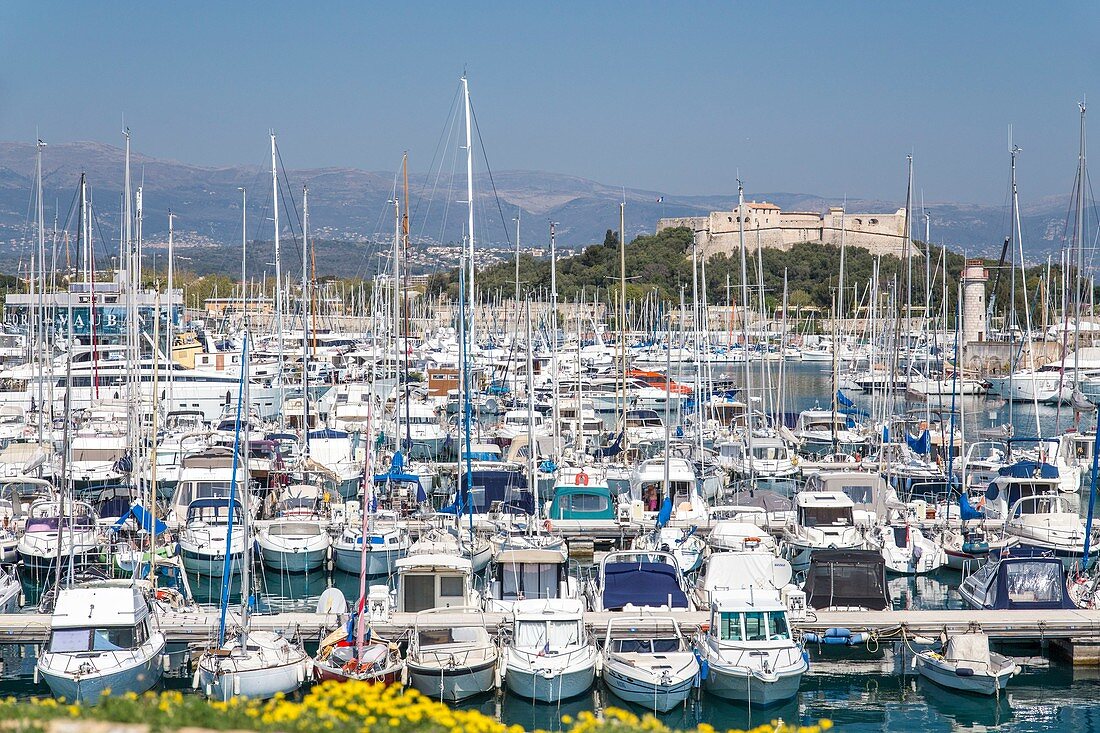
[392,181,402,451]
[736,181,754,476]
[34,139,45,438]
[271,132,284,401]
[549,221,560,460]
[301,185,311,457]
[619,201,627,434]
[462,75,476,348]
[1073,102,1087,385]
[167,211,176,411]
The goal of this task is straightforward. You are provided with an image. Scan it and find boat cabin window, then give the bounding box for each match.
[49,624,147,653]
[800,505,853,527]
[499,563,561,600]
[564,492,609,514]
[176,481,237,507]
[717,611,790,642]
[515,619,581,651]
[839,484,874,504]
[72,448,123,462]
[440,575,464,600]
[609,636,680,653]
[752,446,786,461]
[1006,562,1063,604]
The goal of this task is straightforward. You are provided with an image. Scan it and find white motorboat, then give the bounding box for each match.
[601,615,699,713]
[406,607,499,702]
[486,533,576,613]
[501,599,598,703]
[332,521,410,576]
[695,589,807,705]
[37,581,165,703]
[585,550,692,612]
[782,491,866,572]
[178,498,246,577]
[631,526,706,574]
[691,552,794,610]
[17,499,101,575]
[914,632,1017,695]
[255,518,330,573]
[255,484,331,573]
[873,523,946,575]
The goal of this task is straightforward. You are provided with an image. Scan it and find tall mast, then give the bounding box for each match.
[737,182,754,476]
[271,132,284,399]
[549,221,560,460]
[392,179,402,452]
[402,154,412,451]
[34,139,45,439]
[167,210,176,411]
[239,187,247,312]
[1073,102,1087,388]
[301,185,311,457]
[619,200,627,435]
[462,75,477,348]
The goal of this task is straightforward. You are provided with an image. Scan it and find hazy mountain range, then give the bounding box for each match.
[0,141,1082,276]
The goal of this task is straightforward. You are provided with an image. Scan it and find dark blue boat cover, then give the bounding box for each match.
[602,561,689,610]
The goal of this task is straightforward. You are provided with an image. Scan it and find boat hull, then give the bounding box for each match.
[602,664,695,713]
[702,664,803,706]
[39,646,164,704]
[915,654,1011,696]
[504,662,595,703]
[407,657,497,702]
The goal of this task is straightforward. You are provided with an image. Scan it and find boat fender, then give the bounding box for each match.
[804,632,823,645]
[233,675,241,696]
[694,653,709,681]
[191,668,200,689]
[962,541,989,554]
[823,627,852,645]
[296,662,305,683]
[955,667,975,677]
[849,632,869,646]
[33,665,38,685]
[802,650,810,669]
[595,656,603,675]
[910,635,936,645]
[163,655,172,673]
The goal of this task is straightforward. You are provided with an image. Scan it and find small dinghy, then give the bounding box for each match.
[914,631,1017,696]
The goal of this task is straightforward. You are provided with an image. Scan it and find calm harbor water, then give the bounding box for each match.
[5,362,1098,730]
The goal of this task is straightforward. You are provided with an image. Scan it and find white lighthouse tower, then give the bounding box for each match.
[960,259,989,347]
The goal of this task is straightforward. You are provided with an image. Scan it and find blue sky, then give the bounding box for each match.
[1,1,1096,204]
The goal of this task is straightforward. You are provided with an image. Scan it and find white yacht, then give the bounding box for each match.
[695,589,807,705]
[406,607,499,703]
[502,599,597,703]
[782,491,865,572]
[37,581,165,703]
[178,498,246,577]
[601,615,700,713]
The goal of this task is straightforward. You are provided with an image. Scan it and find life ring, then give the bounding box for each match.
[575,472,589,486]
[154,589,173,602]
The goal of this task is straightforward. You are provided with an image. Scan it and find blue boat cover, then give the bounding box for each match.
[656,496,673,528]
[998,461,1059,479]
[602,562,688,610]
[594,431,623,458]
[958,492,984,521]
[906,430,930,455]
[309,428,349,439]
[111,503,168,536]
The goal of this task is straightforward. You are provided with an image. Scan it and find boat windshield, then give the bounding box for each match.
[48,625,147,653]
[752,446,787,460]
[610,636,680,653]
[515,619,580,651]
[499,563,561,601]
[801,506,853,528]
[717,611,790,642]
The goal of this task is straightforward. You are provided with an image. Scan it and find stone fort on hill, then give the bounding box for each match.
[657,201,911,258]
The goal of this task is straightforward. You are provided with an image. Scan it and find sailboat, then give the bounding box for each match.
[313,362,403,684]
[195,334,310,701]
